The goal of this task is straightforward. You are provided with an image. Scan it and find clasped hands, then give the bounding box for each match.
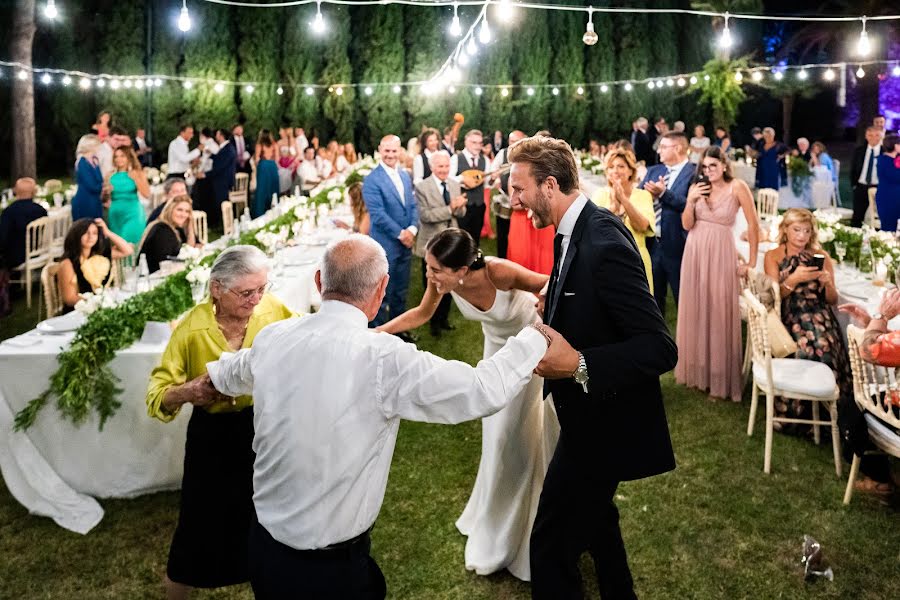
[530,323,580,380]
[398,229,415,248]
[168,374,233,411]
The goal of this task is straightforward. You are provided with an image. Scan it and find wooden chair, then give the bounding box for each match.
[743,289,842,476]
[48,209,72,258]
[39,261,63,320]
[9,216,53,308]
[192,210,208,245]
[843,325,900,504]
[755,188,779,222]
[229,172,249,216]
[222,200,235,236]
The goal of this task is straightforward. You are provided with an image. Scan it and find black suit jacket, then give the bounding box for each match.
[633,130,653,165]
[850,144,880,189]
[545,200,677,482]
[210,141,237,202]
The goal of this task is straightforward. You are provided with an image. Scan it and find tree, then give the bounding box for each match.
[584,4,618,139]
[478,23,515,137]
[548,9,588,146]
[10,0,36,178]
[320,5,355,144]
[235,6,284,134]
[95,2,146,133]
[691,0,764,61]
[511,10,551,135]
[693,57,748,130]
[614,6,652,129]
[283,5,325,135]
[758,75,819,144]
[647,0,680,123]
[150,0,185,158]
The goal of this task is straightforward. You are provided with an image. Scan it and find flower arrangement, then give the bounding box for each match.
[74,289,124,316]
[786,155,812,197]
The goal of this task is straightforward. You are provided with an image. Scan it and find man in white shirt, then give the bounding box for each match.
[166,125,201,180]
[851,126,884,227]
[449,129,487,246]
[205,234,559,598]
[232,124,253,175]
[298,146,321,191]
[97,126,130,179]
[293,127,309,156]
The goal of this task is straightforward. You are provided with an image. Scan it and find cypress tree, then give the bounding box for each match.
[549,9,588,147]
[477,22,515,138]
[585,4,617,139]
[511,9,551,135]
[403,5,453,137]
[677,5,713,130]
[94,2,146,132]
[320,5,355,144]
[283,6,325,135]
[647,0,680,124]
[614,3,652,132]
[150,0,185,156]
[235,6,284,134]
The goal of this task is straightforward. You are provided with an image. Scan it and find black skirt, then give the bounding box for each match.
[167,406,255,588]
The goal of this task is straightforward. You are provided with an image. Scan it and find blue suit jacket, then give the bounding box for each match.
[362,164,418,258]
[640,162,696,258]
[209,140,237,203]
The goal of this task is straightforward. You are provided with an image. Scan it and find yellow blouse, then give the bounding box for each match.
[146,293,295,422]
[592,187,655,294]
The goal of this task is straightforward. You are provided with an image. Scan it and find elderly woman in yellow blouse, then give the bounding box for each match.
[591,147,655,292]
[146,245,293,600]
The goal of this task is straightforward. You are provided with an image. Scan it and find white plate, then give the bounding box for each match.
[36,311,86,334]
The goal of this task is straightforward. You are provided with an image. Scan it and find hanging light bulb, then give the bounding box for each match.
[600,84,609,93]
[734,71,743,82]
[719,13,733,49]
[41,73,52,85]
[856,65,865,78]
[500,87,509,97]
[583,8,598,46]
[145,78,153,88]
[666,79,674,87]
[364,86,373,96]
[458,52,469,67]
[79,78,91,89]
[479,15,491,44]
[335,86,344,96]
[526,87,535,96]
[305,86,314,96]
[622,83,632,92]
[422,82,434,96]
[276,86,284,95]
[689,76,697,85]
[312,1,326,34]
[449,2,462,37]
[62,75,72,86]
[17,70,28,81]
[647,81,655,90]
[466,37,478,56]
[182,80,193,89]
[751,70,763,82]
[823,68,835,81]
[44,0,58,20]
[474,86,483,95]
[244,84,254,94]
[655,80,664,88]
[154,78,163,87]
[392,85,401,94]
[111,79,121,90]
[703,74,710,81]
[214,82,224,93]
[797,69,808,80]
[178,1,191,33]
[773,70,783,81]
[96,78,106,88]
[893,65,900,77]
[576,86,584,95]
[676,78,686,87]
[856,17,871,57]
[448,85,456,94]
[551,87,559,96]
[496,0,514,23]
[135,79,144,89]
[123,79,133,88]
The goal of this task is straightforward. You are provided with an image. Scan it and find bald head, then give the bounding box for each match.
[508,130,526,145]
[379,135,401,168]
[317,235,389,318]
[14,177,36,200]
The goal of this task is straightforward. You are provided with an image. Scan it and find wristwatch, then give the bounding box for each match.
[572,352,589,394]
[872,312,886,322]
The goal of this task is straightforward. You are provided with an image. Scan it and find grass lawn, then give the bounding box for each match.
[1,225,898,599]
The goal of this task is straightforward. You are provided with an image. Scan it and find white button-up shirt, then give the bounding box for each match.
[858,144,881,185]
[450,150,482,183]
[379,161,406,204]
[556,193,589,268]
[97,142,114,179]
[167,135,201,175]
[665,158,690,190]
[207,300,545,550]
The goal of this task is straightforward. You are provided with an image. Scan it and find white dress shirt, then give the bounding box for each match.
[491,148,508,173]
[233,135,251,165]
[295,134,309,156]
[450,150,482,183]
[858,144,881,185]
[207,300,546,550]
[665,158,690,190]
[556,194,589,269]
[298,159,321,189]
[167,136,201,175]
[97,142,114,179]
[199,138,220,173]
[134,136,148,152]
[413,149,440,184]
[379,162,417,236]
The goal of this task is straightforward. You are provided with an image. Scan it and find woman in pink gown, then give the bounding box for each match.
[676,146,760,401]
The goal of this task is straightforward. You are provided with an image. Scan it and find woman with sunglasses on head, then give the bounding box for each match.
[676,146,760,402]
[146,245,294,600]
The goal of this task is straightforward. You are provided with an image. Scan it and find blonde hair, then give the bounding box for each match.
[343,142,358,164]
[777,208,821,250]
[137,195,194,257]
[75,134,101,163]
[605,147,638,184]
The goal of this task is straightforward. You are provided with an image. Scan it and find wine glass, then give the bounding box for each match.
[834,241,846,268]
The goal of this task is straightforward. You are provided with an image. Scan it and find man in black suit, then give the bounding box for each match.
[208,128,237,226]
[632,117,653,165]
[507,136,677,600]
[850,126,884,227]
[232,124,253,175]
[133,128,152,168]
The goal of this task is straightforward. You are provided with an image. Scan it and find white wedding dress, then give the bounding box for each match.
[451,285,560,581]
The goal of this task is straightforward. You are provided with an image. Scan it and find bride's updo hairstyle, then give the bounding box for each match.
[425,227,486,271]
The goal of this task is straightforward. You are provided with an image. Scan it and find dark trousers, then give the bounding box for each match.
[647,237,682,319]
[456,203,486,248]
[851,184,877,228]
[372,251,411,326]
[531,435,636,600]
[249,520,386,600]
[495,215,510,259]
[421,259,452,326]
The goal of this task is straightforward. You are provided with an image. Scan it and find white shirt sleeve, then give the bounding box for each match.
[449,154,462,183]
[379,327,546,424]
[207,348,255,398]
[413,155,425,184]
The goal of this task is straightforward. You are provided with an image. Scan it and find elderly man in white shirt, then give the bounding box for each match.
[166,124,201,179]
[205,234,561,598]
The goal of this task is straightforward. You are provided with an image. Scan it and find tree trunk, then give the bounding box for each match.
[781,93,795,145]
[10,0,36,179]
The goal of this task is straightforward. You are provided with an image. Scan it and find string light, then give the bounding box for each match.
[244,84,254,93]
[823,68,835,81]
[305,86,314,95]
[689,76,697,84]
[335,86,343,95]
[40,73,52,85]
[703,74,710,81]
[797,69,808,80]
[496,0,514,22]
[44,0,58,20]
[773,70,783,80]
[719,12,732,49]
[182,80,192,89]
[500,87,509,97]
[856,65,865,78]
[135,79,144,89]
[79,78,91,89]
[61,75,71,86]
[392,84,401,93]
[655,80,663,88]
[526,87,535,96]
[123,79,133,88]
[466,37,478,56]
[576,85,584,95]
[178,0,192,33]
[893,65,900,77]
[96,78,106,88]
[364,85,373,95]
[666,79,674,87]
[276,85,284,95]
[213,82,224,93]
[449,2,462,36]
[676,78,686,87]
[17,70,27,80]
[458,52,469,67]
[110,79,121,89]
[154,78,162,87]
[600,84,609,93]
[623,83,632,91]
[551,87,559,95]
[856,17,870,56]
[646,81,654,90]
[312,1,326,34]
[751,70,763,82]
[734,71,743,82]
[474,86,483,95]
[478,14,491,44]
[583,8,598,46]
[448,85,456,94]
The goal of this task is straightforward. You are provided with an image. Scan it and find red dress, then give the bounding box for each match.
[506,209,555,275]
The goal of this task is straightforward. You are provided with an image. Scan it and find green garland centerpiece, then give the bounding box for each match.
[786,154,812,197]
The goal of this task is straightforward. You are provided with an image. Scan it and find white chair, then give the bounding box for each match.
[229,173,249,216]
[743,289,842,476]
[48,209,72,258]
[192,210,208,245]
[221,200,235,236]
[843,325,900,505]
[151,187,167,211]
[755,188,779,221]
[740,268,781,389]
[43,179,63,195]
[9,216,53,308]
[867,187,881,230]
[39,262,63,320]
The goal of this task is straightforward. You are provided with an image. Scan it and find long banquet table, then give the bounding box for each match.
[0,200,349,533]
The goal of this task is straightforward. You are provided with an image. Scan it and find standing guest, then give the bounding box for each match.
[107,146,149,247]
[232,124,253,175]
[651,118,669,161]
[872,114,895,135]
[641,132,696,317]
[333,183,370,236]
[506,135,677,600]
[677,146,759,402]
[0,179,47,290]
[593,147,655,292]
[207,128,236,226]
[148,178,188,224]
[632,117,653,165]
[71,134,105,221]
[253,129,280,218]
[490,130,526,259]
[714,127,731,154]
[755,127,786,190]
[330,141,350,175]
[91,111,110,142]
[490,130,506,155]
[413,128,442,184]
[57,218,133,312]
[850,126,883,227]
[689,124,711,163]
[672,120,686,133]
[293,127,309,156]
[137,196,196,274]
[748,126,765,156]
[276,129,300,191]
[146,245,293,600]
[451,129,488,246]
[412,152,467,336]
[133,128,153,168]
[794,137,812,162]
[298,146,321,191]
[167,125,201,181]
[362,134,418,328]
[875,133,900,232]
[343,142,358,166]
[204,234,554,598]
[97,126,130,179]
[191,128,219,218]
[442,125,456,155]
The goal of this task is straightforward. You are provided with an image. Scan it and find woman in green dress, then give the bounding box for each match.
[106,145,149,246]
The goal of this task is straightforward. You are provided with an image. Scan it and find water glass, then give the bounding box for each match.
[834,241,846,266]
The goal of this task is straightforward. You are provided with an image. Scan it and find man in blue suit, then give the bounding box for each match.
[208,128,237,226]
[362,134,418,328]
[640,131,695,317]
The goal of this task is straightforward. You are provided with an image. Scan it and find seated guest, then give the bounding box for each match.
[875,134,900,232]
[588,139,603,159]
[71,134,105,220]
[329,140,350,174]
[0,178,48,272]
[793,137,812,162]
[343,142,358,165]
[298,146,321,190]
[148,177,188,223]
[146,245,294,599]
[333,183,370,236]
[137,195,196,274]
[317,146,334,179]
[713,127,731,154]
[58,218,133,311]
[809,141,835,174]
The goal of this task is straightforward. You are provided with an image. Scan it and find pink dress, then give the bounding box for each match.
[675,183,742,401]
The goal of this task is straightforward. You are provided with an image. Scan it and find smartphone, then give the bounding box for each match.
[695,174,711,196]
[812,253,825,270]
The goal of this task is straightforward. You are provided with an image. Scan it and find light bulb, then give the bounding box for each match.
[893,65,900,77]
[676,78,686,87]
[364,86,373,96]
[44,0,58,20]
[551,87,559,96]
[466,37,478,56]
[62,75,71,86]
[182,80,192,89]
[583,10,598,46]
[734,71,743,82]
[496,0,514,22]
[474,86,483,95]
[655,80,664,88]
[17,70,29,80]
[41,73,52,85]
[751,71,763,82]
[823,68,835,81]
[154,78,162,87]
[245,85,254,94]
[797,69,807,80]
[703,74,710,81]
[600,84,609,93]
[718,14,732,49]
[856,65,865,78]
[623,83,632,91]
[79,78,91,89]
[335,87,343,96]
[688,76,697,85]
[178,2,191,33]
[576,86,584,95]
[145,78,153,87]
[111,79,121,90]
[449,3,462,37]
[96,78,106,88]
[666,79,674,87]
[422,82,434,96]
[527,87,535,96]
[123,79,133,88]
[392,85,401,94]
[856,18,871,56]
[214,82,224,93]
[135,79,144,89]
[306,87,314,96]
[500,87,509,97]
[479,17,491,44]
[647,81,655,90]
[312,2,325,34]
[448,85,456,94]
[774,71,783,81]
[276,86,283,95]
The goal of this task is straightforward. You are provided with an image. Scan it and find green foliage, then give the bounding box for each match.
[511,11,551,135]
[614,5,652,125]
[235,6,284,133]
[180,2,238,129]
[693,57,748,130]
[548,10,588,146]
[585,5,618,138]
[647,0,680,121]
[283,5,325,135]
[149,0,185,152]
[321,6,356,143]
[478,28,515,135]
[403,6,452,136]
[95,2,147,132]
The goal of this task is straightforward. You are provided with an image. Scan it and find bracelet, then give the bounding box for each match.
[530,324,552,348]
[783,282,795,291]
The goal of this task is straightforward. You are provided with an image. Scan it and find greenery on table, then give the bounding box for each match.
[786,155,812,197]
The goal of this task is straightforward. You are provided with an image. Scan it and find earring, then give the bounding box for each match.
[458,279,464,286]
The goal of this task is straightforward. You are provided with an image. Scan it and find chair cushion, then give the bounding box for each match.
[865,413,900,457]
[753,358,837,398]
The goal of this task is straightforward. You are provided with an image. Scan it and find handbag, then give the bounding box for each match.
[766,309,798,358]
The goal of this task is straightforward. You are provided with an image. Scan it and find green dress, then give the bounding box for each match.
[108,171,146,246]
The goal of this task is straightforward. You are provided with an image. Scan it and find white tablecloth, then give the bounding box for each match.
[0,223,346,533]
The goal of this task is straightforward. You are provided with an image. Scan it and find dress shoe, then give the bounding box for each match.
[440,321,455,331]
[429,323,443,338]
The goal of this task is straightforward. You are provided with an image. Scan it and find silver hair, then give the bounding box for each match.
[636,117,649,128]
[763,127,776,136]
[320,234,388,303]
[163,177,186,196]
[75,134,101,162]
[210,245,270,289]
[428,151,451,167]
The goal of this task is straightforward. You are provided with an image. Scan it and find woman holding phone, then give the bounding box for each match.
[763,208,849,434]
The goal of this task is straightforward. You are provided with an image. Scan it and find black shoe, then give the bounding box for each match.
[440,321,455,331]
[395,331,418,344]
[429,323,442,338]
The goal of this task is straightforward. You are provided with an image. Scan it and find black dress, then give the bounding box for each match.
[141,223,186,273]
[61,247,113,314]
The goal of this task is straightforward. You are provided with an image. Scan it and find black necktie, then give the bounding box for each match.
[864,148,875,184]
[546,233,564,319]
[441,181,450,205]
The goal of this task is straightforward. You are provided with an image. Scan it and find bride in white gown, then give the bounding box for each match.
[377,228,560,581]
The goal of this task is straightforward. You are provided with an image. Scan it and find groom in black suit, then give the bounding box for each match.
[507,136,677,599]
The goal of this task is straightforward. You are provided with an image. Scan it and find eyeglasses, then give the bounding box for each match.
[227,282,272,300]
[701,163,721,171]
